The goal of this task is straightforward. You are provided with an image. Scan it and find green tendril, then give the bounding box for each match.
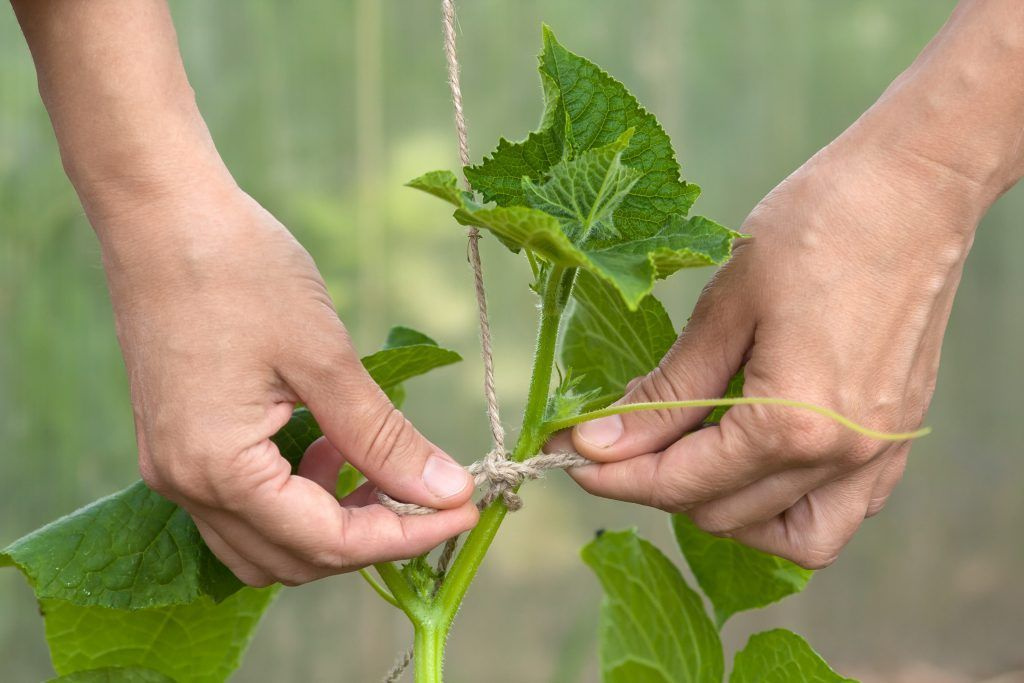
[543,397,932,442]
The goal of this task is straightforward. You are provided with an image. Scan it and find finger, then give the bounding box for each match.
[688,453,886,534]
[542,429,574,456]
[205,438,479,575]
[866,446,909,517]
[197,509,344,586]
[298,436,347,494]
[568,422,768,511]
[687,467,824,534]
[283,321,473,509]
[571,270,753,463]
[337,480,379,507]
[728,473,873,569]
[193,517,276,588]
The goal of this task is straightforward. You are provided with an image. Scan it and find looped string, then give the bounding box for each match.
[377,450,590,516]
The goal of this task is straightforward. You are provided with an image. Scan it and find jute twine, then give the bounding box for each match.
[378,2,585,679]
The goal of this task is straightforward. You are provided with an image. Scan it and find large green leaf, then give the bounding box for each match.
[43,587,278,683]
[467,26,701,239]
[0,481,242,610]
[730,630,856,683]
[557,270,676,412]
[410,170,736,309]
[582,529,723,683]
[416,28,738,309]
[671,515,812,628]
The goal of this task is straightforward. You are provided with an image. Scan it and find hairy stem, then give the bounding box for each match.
[432,266,570,646]
[414,623,445,683]
[374,561,426,623]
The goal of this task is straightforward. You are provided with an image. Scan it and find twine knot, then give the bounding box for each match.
[376,450,590,516]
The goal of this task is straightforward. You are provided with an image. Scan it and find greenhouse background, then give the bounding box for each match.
[1,1,1022,681]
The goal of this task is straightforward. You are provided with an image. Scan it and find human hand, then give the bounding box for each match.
[552,129,989,569]
[97,179,478,586]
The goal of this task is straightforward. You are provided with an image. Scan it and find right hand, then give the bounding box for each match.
[96,178,478,587]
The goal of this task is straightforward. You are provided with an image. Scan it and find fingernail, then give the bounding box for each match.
[576,414,623,448]
[422,455,471,499]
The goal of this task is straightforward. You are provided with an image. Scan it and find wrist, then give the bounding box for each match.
[850,0,1024,212]
[63,114,236,226]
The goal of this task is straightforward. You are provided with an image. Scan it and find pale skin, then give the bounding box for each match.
[552,0,1024,568]
[11,0,1024,584]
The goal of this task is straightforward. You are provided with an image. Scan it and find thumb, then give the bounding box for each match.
[572,283,753,462]
[286,332,473,510]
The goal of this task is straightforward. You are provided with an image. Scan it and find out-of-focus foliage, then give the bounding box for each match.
[2,1,1022,681]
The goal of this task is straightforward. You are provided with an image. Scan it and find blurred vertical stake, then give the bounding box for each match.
[355,0,386,348]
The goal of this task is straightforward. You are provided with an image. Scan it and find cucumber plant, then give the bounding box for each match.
[3,27,860,683]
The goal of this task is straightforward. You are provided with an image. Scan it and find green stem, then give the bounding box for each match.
[359,568,399,609]
[374,561,426,622]
[543,397,932,442]
[414,623,446,683]
[434,266,569,634]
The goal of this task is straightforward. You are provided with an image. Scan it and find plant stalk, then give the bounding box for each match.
[413,623,446,683]
[430,266,570,657]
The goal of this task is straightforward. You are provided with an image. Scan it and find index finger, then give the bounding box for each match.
[567,418,771,511]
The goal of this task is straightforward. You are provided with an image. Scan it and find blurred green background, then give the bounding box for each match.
[2,1,1022,681]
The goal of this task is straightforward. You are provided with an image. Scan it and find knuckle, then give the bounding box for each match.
[308,545,355,573]
[276,569,320,587]
[144,447,218,506]
[745,405,848,466]
[841,435,881,468]
[361,404,417,471]
[138,456,168,495]
[651,472,708,512]
[240,574,277,589]
[790,543,841,570]
[865,496,888,518]
[689,508,741,535]
[628,367,687,430]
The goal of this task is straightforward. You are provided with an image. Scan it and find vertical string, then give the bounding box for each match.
[442,0,506,458]
[381,5,503,679]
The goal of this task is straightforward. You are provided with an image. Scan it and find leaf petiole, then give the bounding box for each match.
[359,568,400,609]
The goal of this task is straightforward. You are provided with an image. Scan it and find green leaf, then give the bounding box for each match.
[361,343,462,395]
[383,325,440,349]
[544,372,603,424]
[43,587,278,683]
[558,270,676,412]
[705,369,745,425]
[418,28,740,309]
[671,515,812,628]
[730,630,857,683]
[334,463,363,499]
[0,481,242,610]
[523,129,641,244]
[49,668,176,682]
[582,529,723,683]
[467,26,701,239]
[272,407,323,471]
[409,171,737,309]
[361,324,463,406]
[590,215,738,276]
